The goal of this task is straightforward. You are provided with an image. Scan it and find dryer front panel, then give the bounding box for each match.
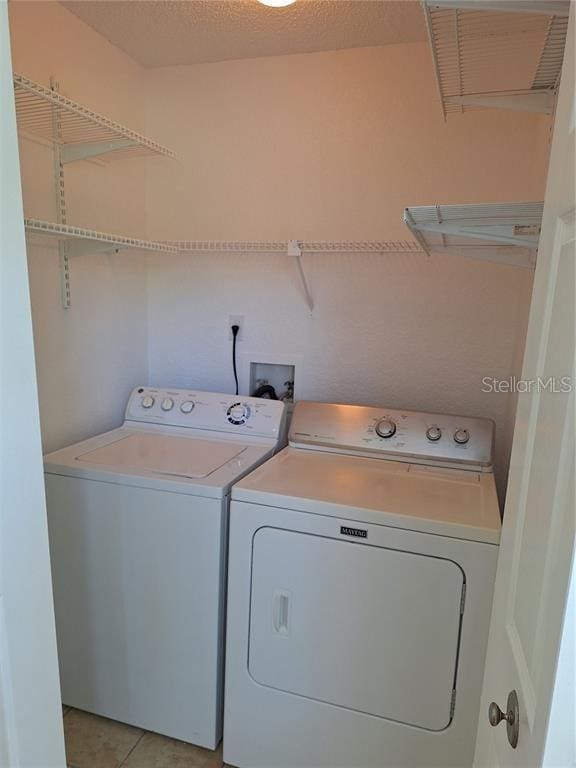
[248,527,464,731]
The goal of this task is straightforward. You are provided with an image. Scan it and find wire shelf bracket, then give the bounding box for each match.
[424,0,570,119]
[14,73,175,162]
[288,239,314,313]
[404,202,544,268]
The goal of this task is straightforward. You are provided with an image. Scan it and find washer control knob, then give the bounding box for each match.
[454,428,470,445]
[161,397,174,411]
[426,426,442,442]
[141,395,154,409]
[228,403,249,422]
[180,401,195,414]
[375,417,397,439]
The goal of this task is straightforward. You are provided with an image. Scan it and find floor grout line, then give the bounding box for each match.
[118,729,146,767]
[62,708,223,768]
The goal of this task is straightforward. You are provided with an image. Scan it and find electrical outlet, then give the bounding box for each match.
[228,315,244,340]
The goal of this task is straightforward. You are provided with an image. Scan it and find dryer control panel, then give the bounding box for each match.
[125,387,286,439]
[289,401,494,471]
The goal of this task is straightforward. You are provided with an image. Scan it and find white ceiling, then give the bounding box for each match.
[61,0,427,68]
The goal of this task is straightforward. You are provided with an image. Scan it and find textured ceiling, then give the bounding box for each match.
[61,0,427,68]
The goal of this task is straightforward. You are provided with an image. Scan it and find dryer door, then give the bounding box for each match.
[248,527,464,731]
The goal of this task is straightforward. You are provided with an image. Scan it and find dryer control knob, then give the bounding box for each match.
[180,401,195,414]
[161,398,174,411]
[454,428,470,445]
[141,395,154,409]
[375,417,396,439]
[426,426,442,442]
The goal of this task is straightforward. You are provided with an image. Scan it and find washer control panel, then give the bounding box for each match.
[290,401,494,471]
[125,387,285,438]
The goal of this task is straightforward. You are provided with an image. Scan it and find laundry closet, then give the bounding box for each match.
[3,2,574,768]
[10,0,553,497]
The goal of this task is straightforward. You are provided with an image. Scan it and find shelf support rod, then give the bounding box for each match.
[61,139,139,164]
[288,240,313,313]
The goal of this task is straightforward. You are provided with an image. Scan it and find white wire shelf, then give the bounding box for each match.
[14,73,175,162]
[424,1,570,118]
[170,240,424,254]
[165,240,424,313]
[24,219,179,257]
[404,202,544,268]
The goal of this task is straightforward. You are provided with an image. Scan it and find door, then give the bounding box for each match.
[474,9,575,768]
[0,6,66,765]
[249,527,464,730]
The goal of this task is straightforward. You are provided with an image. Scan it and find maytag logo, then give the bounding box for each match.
[340,526,367,539]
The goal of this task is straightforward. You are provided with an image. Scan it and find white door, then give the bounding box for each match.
[0,5,66,765]
[474,9,575,768]
[249,527,464,730]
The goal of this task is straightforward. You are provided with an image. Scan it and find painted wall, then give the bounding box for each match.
[144,45,550,496]
[9,3,551,497]
[9,1,150,453]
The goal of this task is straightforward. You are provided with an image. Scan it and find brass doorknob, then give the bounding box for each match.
[488,690,519,748]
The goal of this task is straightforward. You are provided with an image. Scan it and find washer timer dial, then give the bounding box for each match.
[227,402,251,425]
[141,395,154,409]
[375,417,397,439]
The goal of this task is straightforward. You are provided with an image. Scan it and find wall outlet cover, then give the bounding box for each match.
[228,315,244,340]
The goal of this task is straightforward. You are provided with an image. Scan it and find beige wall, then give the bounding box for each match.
[9,2,551,498]
[145,44,550,240]
[145,44,550,497]
[9,1,150,452]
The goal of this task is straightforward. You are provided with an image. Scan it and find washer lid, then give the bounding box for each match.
[76,433,247,479]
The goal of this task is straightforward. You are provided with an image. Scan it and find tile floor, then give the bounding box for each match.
[62,707,227,768]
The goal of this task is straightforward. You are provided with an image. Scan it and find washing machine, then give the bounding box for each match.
[224,401,501,768]
[44,386,285,749]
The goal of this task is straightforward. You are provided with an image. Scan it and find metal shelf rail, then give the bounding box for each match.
[24,219,179,257]
[423,1,570,118]
[403,201,544,268]
[169,239,425,312]
[24,223,425,313]
[171,240,423,253]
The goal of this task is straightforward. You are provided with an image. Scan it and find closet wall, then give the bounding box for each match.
[144,44,550,495]
[9,2,149,453]
[10,2,551,496]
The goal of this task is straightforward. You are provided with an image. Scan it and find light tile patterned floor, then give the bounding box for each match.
[63,708,226,768]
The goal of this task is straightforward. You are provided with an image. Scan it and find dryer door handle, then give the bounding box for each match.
[272,590,291,636]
